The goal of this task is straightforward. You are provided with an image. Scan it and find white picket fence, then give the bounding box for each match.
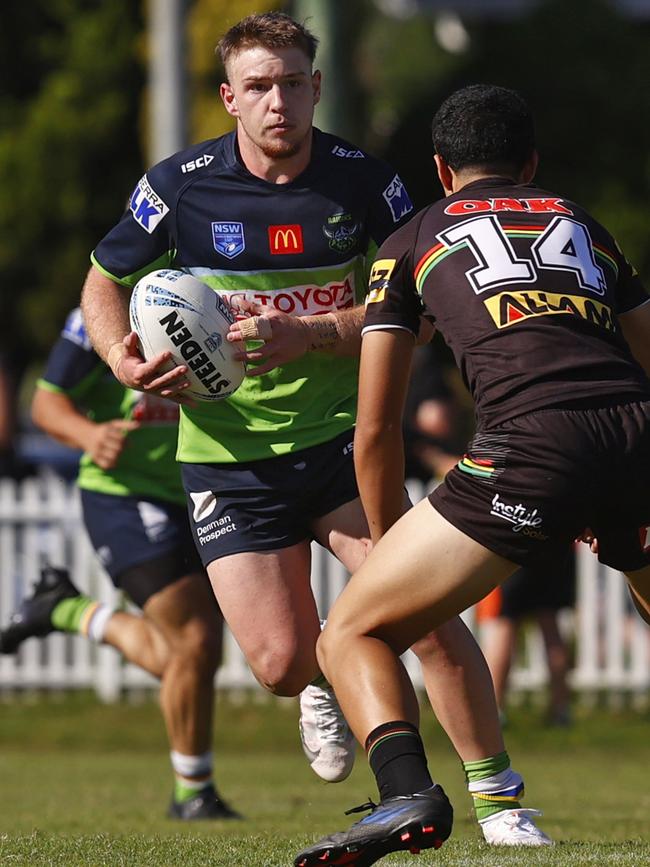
[0,473,648,702]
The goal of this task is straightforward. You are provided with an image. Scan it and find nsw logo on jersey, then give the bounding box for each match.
[130,175,169,234]
[383,175,413,223]
[212,221,245,259]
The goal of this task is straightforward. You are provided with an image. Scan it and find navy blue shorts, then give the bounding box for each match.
[430,399,650,573]
[181,429,358,567]
[80,489,202,602]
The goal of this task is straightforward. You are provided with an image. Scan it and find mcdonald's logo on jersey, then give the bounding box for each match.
[268,224,304,254]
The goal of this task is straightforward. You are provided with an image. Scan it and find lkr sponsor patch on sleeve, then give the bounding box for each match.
[130,175,170,234]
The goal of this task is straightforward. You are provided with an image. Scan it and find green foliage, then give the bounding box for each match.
[3,0,649,375]
[0,1,143,359]
[372,0,650,280]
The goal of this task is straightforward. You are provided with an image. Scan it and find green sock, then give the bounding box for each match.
[310,673,330,689]
[174,778,212,803]
[463,751,524,822]
[51,596,98,634]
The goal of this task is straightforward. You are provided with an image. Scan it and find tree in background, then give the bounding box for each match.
[187,0,281,145]
[370,0,649,283]
[2,0,648,394]
[0,1,144,363]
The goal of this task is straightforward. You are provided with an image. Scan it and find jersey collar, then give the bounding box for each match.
[225,128,324,188]
[456,176,526,192]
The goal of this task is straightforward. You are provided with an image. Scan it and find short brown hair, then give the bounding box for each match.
[217,12,318,76]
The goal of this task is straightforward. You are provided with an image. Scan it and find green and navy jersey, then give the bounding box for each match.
[92,128,414,463]
[39,308,184,503]
[364,177,650,427]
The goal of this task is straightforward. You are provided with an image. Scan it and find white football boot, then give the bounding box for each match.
[480,808,554,845]
[299,683,356,782]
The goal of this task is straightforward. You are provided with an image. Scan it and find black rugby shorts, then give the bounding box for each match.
[181,428,358,567]
[80,489,202,605]
[429,399,650,572]
[494,555,576,619]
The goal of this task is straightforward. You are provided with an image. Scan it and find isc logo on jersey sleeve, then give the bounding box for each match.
[212,222,245,259]
[130,175,170,234]
[331,145,365,158]
[383,175,413,223]
[180,154,214,174]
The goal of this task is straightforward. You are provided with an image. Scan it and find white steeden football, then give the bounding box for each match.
[129,269,245,401]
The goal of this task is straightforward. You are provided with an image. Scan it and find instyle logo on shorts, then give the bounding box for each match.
[490,493,547,538]
[268,224,304,254]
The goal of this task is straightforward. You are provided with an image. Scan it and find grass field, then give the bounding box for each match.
[0,692,649,865]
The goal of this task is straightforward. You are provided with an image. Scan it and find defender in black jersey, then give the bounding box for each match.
[302,85,650,862]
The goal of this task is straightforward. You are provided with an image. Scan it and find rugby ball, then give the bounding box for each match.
[129,269,245,401]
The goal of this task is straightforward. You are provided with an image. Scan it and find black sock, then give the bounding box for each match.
[366,720,433,801]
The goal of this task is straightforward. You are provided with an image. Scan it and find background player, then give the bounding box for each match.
[0,308,237,821]
[295,83,650,866]
[80,13,547,843]
[478,559,575,726]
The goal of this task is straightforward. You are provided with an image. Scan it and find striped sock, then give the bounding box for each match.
[463,751,524,822]
[170,751,214,803]
[51,596,113,643]
[366,720,433,801]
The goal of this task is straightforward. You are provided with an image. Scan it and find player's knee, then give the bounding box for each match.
[411,617,473,665]
[410,630,447,662]
[172,622,222,672]
[249,648,312,696]
[315,619,346,682]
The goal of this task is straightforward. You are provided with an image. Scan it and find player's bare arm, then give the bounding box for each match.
[354,328,415,544]
[229,303,433,377]
[80,266,193,403]
[227,303,365,376]
[31,387,139,470]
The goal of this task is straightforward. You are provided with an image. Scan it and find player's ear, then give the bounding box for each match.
[520,149,539,184]
[220,82,239,118]
[434,154,454,197]
[312,69,321,106]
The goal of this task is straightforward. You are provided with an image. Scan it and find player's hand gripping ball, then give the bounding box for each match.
[129,269,245,401]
